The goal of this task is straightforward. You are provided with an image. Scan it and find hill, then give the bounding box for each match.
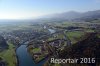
[0,35,8,50]
[59,33,100,65]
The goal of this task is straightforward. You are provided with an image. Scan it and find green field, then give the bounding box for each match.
[66,31,85,44]
[0,43,17,66]
[33,48,41,53]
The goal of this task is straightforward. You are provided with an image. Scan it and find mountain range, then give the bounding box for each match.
[33,10,100,22]
[0,10,100,23]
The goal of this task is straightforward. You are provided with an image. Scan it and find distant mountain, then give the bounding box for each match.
[33,10,100,22]
[74,10,100,21]
[0,10,100,23]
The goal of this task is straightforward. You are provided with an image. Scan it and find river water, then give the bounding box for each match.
[48,29,55,34]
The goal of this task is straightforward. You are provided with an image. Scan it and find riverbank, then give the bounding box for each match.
[15,46,20,66]
[32,54,49,64]
[27,45,48,64]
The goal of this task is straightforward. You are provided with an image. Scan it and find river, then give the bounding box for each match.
[16,26,56,66]
[44,25,55,34]
[16,44,47,66]
[48,29,55,34]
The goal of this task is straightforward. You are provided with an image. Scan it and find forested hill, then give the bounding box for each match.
[59,33,100,64]
[0,35,8,50]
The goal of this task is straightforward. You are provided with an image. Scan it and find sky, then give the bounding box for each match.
[0,0,100,19]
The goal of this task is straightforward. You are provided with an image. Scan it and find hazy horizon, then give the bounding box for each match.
[0,0,100,19]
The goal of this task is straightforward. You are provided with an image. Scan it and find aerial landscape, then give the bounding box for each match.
[0,0,100,66]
